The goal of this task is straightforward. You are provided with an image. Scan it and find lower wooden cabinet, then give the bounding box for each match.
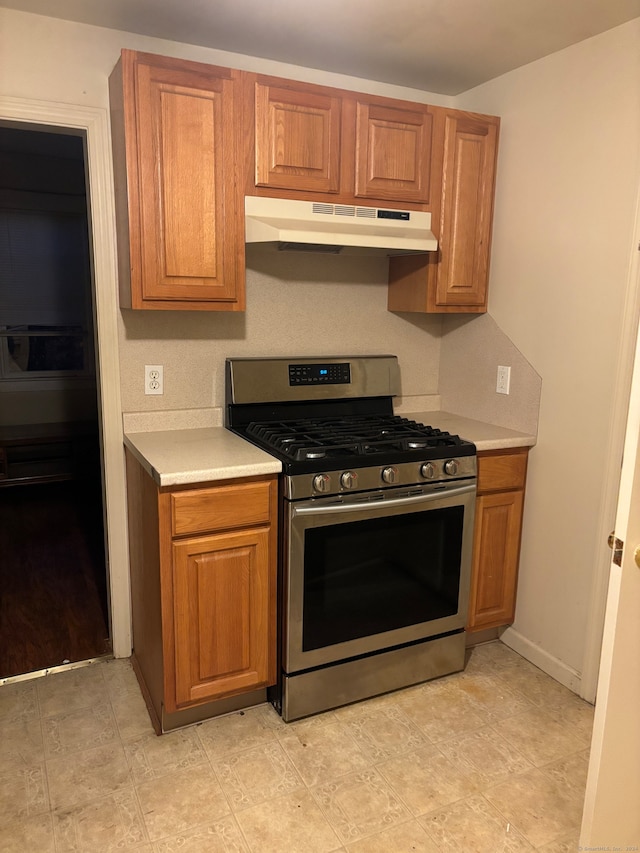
[467,448,529,631]
[125,449,277,732]
[172,527,272,707]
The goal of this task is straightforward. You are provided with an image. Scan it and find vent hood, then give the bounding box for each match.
[244,196,437,255]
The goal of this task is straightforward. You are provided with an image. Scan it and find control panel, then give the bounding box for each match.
[289,362,351,386]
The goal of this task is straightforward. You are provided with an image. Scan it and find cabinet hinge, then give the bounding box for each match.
[608,532,624,566]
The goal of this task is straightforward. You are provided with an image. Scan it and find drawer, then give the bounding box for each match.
[171,480,272,536]
[477,448,528,493]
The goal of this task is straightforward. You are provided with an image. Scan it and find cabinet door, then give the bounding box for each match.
[467,490,524,631]
[355,99,433,204]
[254,81,342,194]
[387,109,499,314]
[114,51,244,309]
[171,527,275,708]
[434,112,499,309]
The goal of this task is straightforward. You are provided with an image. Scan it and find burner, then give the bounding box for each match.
[242,413,471,467]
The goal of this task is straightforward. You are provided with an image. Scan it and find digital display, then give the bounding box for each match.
[377,209,410,220]
[289,362,351,386]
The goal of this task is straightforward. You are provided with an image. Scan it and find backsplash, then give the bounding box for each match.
[118,250,444,415]
[439,313,541,435]
[119,251,541,438]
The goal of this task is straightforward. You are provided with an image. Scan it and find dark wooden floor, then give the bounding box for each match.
[0,480,110,678]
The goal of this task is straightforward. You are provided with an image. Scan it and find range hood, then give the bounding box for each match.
[244,196,437,255]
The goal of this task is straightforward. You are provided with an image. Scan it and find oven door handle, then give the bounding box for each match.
[292,482,476,517]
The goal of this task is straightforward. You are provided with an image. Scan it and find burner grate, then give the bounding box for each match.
[246,415,463,462]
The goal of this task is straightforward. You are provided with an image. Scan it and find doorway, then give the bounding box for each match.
[0,123,110,677]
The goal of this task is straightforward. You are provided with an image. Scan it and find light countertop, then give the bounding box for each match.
[124,412,535,488]
[124,428,282,487]
[405,412,536,452]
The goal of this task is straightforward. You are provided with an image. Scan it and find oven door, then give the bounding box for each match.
[283,479,476,674]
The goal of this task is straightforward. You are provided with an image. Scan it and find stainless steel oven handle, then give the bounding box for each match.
[292,482,476,517]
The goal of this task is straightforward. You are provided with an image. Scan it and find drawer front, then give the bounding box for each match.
[477,449,528,494]
[172,480,271,536]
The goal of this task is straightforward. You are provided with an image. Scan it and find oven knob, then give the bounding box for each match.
[444,459,459,476]
[312,473,331,493]
[381,466,398,484]
[341,470,358,490]
[420,462,436,479]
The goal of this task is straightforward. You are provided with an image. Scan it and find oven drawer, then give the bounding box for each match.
[477,449,528,493]
[171,480,272,536]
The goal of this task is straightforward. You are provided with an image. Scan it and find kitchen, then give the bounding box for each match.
[0,1,639,848]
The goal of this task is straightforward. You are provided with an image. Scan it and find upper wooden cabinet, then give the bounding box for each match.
[354,99,433,204]
[387,109,500,314]
[109,50,245,311]
[109,50,500,314]
[246,74,436,208]
[253,80,342,194]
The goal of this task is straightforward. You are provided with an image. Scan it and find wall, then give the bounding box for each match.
[3,7,637,689]
[119,250,443,424]
[439,313,541,435]
[0,7,453,424]
[0,7,454,657]
[457,20,640,688]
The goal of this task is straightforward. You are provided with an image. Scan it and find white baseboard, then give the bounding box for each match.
[500,627,583,695]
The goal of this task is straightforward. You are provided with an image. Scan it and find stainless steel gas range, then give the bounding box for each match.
[225,355,476,721]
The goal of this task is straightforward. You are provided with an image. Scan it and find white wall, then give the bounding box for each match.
[0,7,451,420]
[0,7,451,656]
[3,7,638,687]
[457,21,640,686]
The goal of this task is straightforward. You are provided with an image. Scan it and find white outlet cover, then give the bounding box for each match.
[497,365,511,395]
[145,364,164,395]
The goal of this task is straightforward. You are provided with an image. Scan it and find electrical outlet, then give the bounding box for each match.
[496,365,511,395]
[145,364,163,395]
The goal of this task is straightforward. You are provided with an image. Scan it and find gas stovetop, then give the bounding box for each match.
[245,413,473,468]
[225,355,477,493]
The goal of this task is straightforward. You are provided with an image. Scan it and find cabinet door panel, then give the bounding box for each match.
[355,101,432,203]
[435,113,498,308]
[172,527,273,708]
[132,58,241,305]
[255,82,341,193]
[468,490,524,631]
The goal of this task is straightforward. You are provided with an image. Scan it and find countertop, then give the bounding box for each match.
[124,412,535,488]
[404,411,536,452]
[124,428,282,487]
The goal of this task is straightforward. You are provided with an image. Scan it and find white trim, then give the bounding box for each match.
[581,194,640,842]
[500,626,583,695]
[0,96,131,658]
[580,175,640,704]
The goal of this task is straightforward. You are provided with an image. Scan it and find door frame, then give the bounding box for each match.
[0,95,131,658]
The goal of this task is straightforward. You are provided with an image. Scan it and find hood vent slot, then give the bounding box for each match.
[312,203,379,219]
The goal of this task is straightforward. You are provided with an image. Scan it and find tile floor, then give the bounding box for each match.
[1,640,594,852]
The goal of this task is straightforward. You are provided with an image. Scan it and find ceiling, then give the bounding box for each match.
[2,0,640,94]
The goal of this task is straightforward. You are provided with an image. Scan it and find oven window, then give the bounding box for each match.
[302,506,464,651]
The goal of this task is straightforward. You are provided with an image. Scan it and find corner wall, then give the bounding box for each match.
[457,20,640,687]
